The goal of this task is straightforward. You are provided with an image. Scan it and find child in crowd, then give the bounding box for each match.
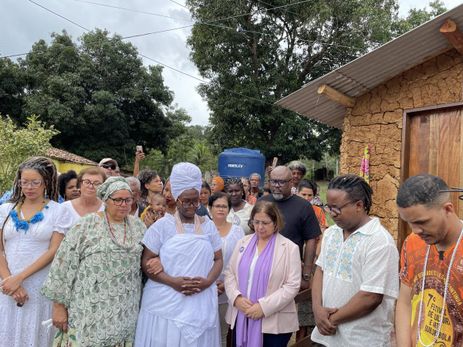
[141,193,167,228]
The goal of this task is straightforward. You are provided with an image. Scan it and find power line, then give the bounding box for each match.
[3,0,363,59]
[73,0,193,22]
[3,1,279,108]
[139,53,277,107]
[28,0,90,32]
[167,0,189,10]
[130,0,315,39]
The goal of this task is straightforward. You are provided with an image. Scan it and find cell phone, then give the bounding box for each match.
[136,145,143,153]
[272,157,278,168]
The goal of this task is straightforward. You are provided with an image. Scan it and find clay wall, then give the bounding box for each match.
[340,49,463,240]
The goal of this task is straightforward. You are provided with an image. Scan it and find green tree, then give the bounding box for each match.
[0,59,27,119]
[186,0,446,162]
[0,115,58,192]
[11,30,177,166]
[140,125,217,177]
[393,1,447,35]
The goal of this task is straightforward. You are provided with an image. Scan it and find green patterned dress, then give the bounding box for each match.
[42,213,146,347]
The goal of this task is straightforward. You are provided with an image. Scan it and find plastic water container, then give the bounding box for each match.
[218,148,265,186]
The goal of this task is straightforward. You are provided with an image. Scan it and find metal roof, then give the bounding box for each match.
[276,4,463,129]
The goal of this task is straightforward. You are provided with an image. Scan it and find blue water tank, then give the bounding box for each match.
[218,148,266,186]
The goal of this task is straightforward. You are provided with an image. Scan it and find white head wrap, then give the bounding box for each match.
[97,176,132,201]
[170,162,202,200]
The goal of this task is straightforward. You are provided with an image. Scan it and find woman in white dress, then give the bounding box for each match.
[0,156,72,347]
[209,192,245,346]
[135,162,223,347]
[61,166,106,226]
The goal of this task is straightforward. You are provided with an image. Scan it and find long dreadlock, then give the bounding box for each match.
[9,156,59,203]
[328,174,373,214]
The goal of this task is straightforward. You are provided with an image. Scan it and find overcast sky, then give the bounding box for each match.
[1,0,462,126]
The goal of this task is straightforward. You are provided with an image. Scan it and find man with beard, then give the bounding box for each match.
[261,166,321,341]
[396,174,463,347]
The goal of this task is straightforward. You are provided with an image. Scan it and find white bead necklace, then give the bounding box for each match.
[416,228,463,347]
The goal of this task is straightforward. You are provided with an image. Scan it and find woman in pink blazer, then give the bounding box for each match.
[224,200,301,347]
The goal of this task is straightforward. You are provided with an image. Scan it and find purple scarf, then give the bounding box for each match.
[236,233,277,347]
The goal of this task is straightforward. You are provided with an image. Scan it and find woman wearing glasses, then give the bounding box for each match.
[135,162,223,347]
[0,157,72,347]
[42,176,146,346]
[60,167,106,226]
[208,192,245,346]
[224,200,301,347]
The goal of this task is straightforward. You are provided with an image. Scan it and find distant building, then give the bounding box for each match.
[46,147,97,174]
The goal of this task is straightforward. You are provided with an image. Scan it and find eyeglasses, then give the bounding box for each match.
[82,179,103,188]
[101,163,116,170]
[19,180,43,188]
[178,198,200,208]
[269,179,291,186]
[323,201,356,216]
[108,197,134,206]
[212,204,229,210]
[251,219,273,227]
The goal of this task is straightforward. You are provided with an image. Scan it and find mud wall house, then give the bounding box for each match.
[277,5,463,247]
[46,147,97,174]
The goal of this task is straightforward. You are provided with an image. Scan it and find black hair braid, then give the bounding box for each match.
[10,156,58,203]
[225,177,243,191]
[328,174,373,214]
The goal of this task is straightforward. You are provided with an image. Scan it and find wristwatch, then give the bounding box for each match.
[302,273,311,281]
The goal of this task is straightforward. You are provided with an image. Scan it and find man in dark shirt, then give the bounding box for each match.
[261,166,321,288]
[261,165,322,343]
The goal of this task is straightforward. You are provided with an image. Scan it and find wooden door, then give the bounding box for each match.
[400,105,463,247]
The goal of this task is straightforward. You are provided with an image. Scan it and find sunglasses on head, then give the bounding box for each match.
[101,163,116,170]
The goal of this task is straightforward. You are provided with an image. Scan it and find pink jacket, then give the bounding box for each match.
[224,233,301,334]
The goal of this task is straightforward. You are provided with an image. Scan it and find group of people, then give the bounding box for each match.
[0,154,462,347]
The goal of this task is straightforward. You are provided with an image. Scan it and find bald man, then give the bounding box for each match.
[262,166,321,340]
[262,166,320,285]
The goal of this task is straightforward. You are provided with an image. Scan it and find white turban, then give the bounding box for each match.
[170,162,202,200]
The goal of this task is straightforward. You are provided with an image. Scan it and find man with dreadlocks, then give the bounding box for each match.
[0,156,72,347]
[311,174,399,346]
[225,178,253,235]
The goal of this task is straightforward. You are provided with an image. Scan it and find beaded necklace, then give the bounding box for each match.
[10,200,48,233]
[105,212,127,245]
[416,228,463,346]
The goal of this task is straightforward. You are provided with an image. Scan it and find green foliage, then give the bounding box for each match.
[0,59,27,119]
[186,0,402,162]
[140,125,217,177]
[393,1,447,36]
[186,0,446,163]
[1,30,179,166]
[0,115,58,192]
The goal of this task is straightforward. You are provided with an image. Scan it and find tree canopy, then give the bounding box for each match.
[0,115,58,192]
[1,30,185,166]
[186,0,447,163]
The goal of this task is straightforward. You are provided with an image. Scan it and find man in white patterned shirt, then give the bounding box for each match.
[311,174,399,346]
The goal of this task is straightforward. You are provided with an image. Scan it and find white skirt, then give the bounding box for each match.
[134,307,220,347]
[0,268,56,347]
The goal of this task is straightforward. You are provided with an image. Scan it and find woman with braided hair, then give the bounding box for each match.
[0,156,72,347]
[225,178,254,235]
[311,174,399,346]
